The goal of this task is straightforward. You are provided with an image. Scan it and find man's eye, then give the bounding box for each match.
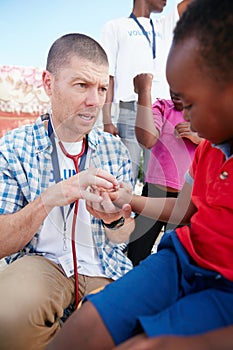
[99,87,108,94]
[77,83,86,88]
[100,87,107,92]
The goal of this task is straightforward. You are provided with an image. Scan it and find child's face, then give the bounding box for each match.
[166,37,233,145]
[170,90,183,111]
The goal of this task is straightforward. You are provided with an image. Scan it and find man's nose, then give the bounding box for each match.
[85,88,101,106]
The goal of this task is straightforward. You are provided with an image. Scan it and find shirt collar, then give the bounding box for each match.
[212,142,232,159]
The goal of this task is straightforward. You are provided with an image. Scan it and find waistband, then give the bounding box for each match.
[119,101,137,112]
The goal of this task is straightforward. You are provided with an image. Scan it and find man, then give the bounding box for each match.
[0,33,134,350]
[46,1,233,349]
[100,0,190,184]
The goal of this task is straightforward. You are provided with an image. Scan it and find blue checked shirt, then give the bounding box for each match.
[0,116,134,279]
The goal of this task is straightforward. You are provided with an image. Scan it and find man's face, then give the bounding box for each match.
[149,0,167,13]
[43,56,109,142]
[166,38,233,145]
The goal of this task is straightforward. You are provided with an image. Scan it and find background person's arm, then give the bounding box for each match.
[134,73,159,149]
[102,76,119,136]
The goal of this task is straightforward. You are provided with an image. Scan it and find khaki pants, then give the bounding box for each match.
[0,255,112,350]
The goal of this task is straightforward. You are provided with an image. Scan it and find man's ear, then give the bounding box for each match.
[42,70,52,96]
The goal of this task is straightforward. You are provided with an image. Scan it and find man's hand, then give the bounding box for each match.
[86,188,135,243]
[86,187,132,223]
[41,167,118,213]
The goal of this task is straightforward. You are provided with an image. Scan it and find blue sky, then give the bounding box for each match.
[0,0,178,68]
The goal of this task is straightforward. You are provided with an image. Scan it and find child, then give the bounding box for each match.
[46,1,233,349]
[128,81,202,265]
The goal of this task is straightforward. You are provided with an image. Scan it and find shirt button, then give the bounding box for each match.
[219,171,228,180]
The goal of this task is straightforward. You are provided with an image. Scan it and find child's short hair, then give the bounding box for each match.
[173,0,233,83]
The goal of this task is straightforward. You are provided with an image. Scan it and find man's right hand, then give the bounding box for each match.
[41,167,118,213]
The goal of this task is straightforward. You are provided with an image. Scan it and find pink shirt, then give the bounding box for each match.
[146,99,197,190]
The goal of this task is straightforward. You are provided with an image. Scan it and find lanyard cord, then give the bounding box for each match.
[130,12,156,59]
[48,117,87,308]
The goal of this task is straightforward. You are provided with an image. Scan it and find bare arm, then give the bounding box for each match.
[134,74,159,149]
[111,181,195,226]
[46,301,115,350]
[102,76,118,136]
[177,0,192,16]
[0,168,118,258]
[113,325,233,350]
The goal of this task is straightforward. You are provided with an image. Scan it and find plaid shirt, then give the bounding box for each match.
[0,116,133,279]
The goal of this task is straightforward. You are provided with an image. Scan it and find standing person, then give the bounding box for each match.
[100,0,182,185]
[128,74,202,265]
[46,1,233,349]
[0,33,135,350]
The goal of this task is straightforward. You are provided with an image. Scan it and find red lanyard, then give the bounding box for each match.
[58,138,87,309]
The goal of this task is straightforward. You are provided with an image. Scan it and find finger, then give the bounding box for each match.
[89,167,118,188]
[121,204,132,219]
[80,190,103,203]
[86,203,102,219]
[90,189,106,213]
[101,192,120,214]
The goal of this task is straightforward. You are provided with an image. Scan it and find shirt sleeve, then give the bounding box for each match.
[152,99,166,134]
[100,20,119,77]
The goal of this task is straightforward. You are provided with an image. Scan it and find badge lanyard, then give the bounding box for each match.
[48,117,88,308]
[130,12,156,59]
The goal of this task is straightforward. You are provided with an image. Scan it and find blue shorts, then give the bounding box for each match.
[85,231,233,345]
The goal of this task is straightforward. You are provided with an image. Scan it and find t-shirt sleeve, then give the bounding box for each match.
[100,20,118,77]
[152,99,166,134]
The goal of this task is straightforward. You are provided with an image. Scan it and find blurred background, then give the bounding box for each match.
[0,0,178,67]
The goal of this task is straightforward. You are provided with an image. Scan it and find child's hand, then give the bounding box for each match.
[109,182,133,208]
[174,122,202,144]
[133,73,153,95]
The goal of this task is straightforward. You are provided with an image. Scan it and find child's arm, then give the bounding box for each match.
[134,73,160,149]
[111,181,195,225]
[113,325,233,350]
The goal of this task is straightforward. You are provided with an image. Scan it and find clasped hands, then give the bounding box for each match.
[86,181,134,243]
[86,182,131,222]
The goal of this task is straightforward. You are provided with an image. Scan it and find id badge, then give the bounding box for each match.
[58,253,78,278]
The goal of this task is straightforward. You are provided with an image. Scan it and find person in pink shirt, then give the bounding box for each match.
[128,78,202,265]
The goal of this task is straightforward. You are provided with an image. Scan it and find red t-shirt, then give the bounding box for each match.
[177,140,233,281]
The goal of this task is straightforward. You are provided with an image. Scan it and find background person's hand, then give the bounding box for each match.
[174,122,202,144]
[103,122,119,136]
[133,73,153,95]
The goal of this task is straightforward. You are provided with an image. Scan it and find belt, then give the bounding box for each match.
[119,100,137,112]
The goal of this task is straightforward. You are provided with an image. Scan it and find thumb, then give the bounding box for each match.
[121,203,132,219]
